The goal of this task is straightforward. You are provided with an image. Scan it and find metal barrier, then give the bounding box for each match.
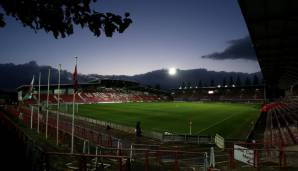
[1,105,210,170]
[2,105,298,171]
[163,134,213,144]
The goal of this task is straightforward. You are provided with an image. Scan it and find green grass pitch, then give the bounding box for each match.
[59,102,260,139]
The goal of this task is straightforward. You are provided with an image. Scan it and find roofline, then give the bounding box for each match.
[16,83,101,90]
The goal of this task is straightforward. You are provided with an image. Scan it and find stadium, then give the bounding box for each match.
[17,79,262,139]
[1,0,298,171]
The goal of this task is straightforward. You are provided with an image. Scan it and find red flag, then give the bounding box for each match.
[73,64,78,93]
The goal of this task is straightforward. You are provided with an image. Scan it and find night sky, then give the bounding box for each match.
[0,0,260,75]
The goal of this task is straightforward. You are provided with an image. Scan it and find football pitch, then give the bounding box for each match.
[59,102,260,139]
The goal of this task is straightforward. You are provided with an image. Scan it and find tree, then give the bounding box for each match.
[253,75,259,85]
[0,0,132,38]
[210,79,215,86]
[228,76,234,86]
[154,84,160,90]
[222,78,227,86]
[235,75,241,86]
[187,81,191,88]
[198,80,202,87]
[245,77,251,86]
[182,81,186,88]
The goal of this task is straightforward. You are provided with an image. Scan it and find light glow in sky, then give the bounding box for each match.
[168,67,177,76]
[0,0,260,75]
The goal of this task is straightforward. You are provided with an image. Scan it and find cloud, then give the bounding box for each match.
[202,36,257,60]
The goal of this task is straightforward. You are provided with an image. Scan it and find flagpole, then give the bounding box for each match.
[37,72,41,134]
[30,75,34,129]
[56,64,61,145]
[30,105,33,129]
[46,68,51,139]
[71,57,78,153]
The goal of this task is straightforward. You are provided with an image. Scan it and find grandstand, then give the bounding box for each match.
[172,85,264,102]
[261,101,298,148]
[17,79,170,104]
[238,0,298,150]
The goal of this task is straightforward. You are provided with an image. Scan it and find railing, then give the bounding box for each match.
[1,106,210,170]
[2,104,298,171]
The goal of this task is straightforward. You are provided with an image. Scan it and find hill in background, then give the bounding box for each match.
[0,61,262,91]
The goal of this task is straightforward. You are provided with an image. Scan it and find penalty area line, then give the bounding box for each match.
[195,114,236,134]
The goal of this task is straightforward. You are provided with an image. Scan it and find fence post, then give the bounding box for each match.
[95,146,98,169]
[174,151,179,171]
[118,158,123,171]
[209,147,215,168]
[79,156,87,171]
[155,149,161,166]
[229,148,235,169]
[126,157,131,171]
[87,140,90,154]
[204,152,208,171]
[145,150,149,171]
[100,147,104,169]
[279,144,282,168]
[254,147,256,168]
[44,152,50,171]
[254,149,259,170]
[279,145,287,169]
[283,150,287,170]
[130,144,133,162]
[117,140,121,156]
[83,140,86,153]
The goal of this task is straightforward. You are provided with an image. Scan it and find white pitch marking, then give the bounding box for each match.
[196,114,236,134]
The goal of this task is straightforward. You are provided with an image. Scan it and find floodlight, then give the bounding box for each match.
[168,67,177,75]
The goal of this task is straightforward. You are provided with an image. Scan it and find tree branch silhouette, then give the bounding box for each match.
[0,0,132,38]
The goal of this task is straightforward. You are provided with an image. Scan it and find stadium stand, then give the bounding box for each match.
[17,80,169,105]
[262,101,298,148]
[173,85,264,102]
[237,0,298,151]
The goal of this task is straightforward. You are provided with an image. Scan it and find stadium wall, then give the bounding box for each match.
[53,110,214,144]
[53,110,164,140]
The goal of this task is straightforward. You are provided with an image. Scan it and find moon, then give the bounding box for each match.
[168,67,177,75]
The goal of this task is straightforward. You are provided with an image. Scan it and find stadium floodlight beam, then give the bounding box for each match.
[168,67,177,76]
